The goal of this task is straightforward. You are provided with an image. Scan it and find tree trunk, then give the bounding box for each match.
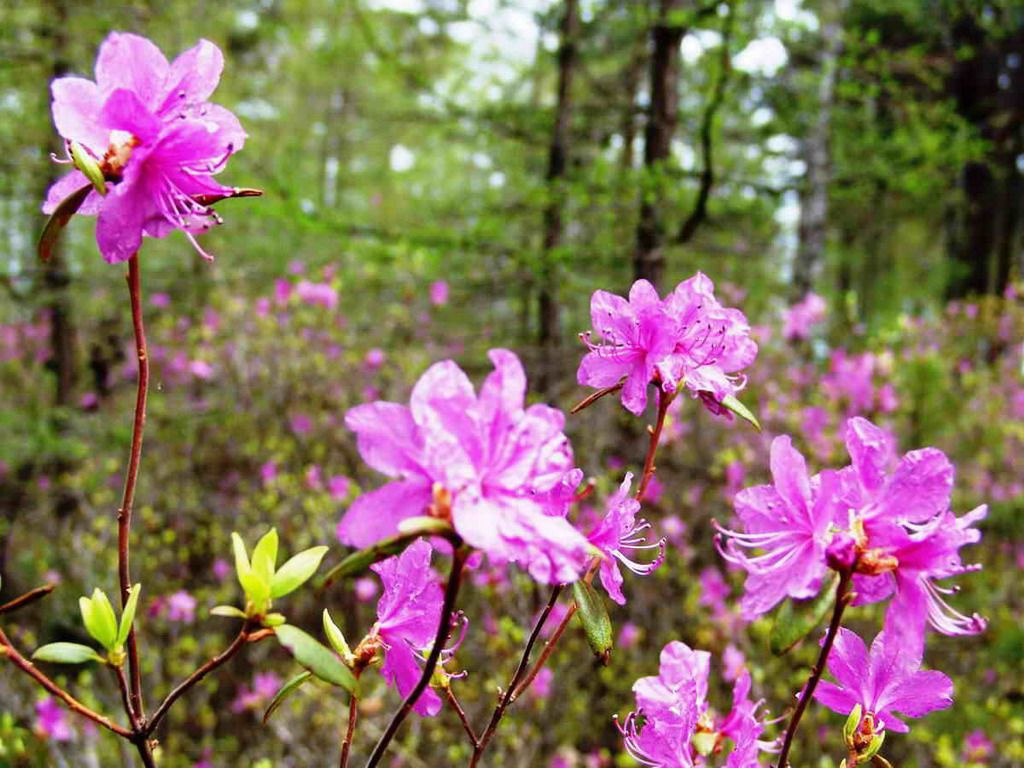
[792,1,845,300]
[536,0,579,395]
[633,0,686,290]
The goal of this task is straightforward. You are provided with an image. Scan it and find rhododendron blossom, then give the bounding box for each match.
[813,629,953,734]
[370,539,450,717]
[339,349,590,584]
[578,275,756,416]
[586,473,665,605]
[44,32,246,262]
[618,641,771,767]
[782,292,826,341]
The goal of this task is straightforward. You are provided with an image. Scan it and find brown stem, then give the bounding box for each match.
[470,584,564,766]
[118,254,148,720]
[340,690,359,768]
[145,624,253,736]
[635,387,675,501]
[569,378,625,414]
[0,583,56,615]
[509,602,577,703]
[776,571,853,767]
[364,546,468,768]
[115,665,141,732]
[444,686,478,746]
[0,626,132,739]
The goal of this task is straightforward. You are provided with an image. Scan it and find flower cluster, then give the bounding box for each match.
[618,641,771,767]
[44,32,246,262]
[578,275,757,416]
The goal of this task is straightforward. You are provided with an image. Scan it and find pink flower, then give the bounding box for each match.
[782,292,826,340]
[364,348,385,370]
[212,558,231,581]
[619,641,770,767]
[189,359,213,380]
[586,474,665,605]
[962,730,993,762]
[44,33,246,262]
[150,292,171,308]
[429,280,449,306]
[813,629,952,734]
[295,280,338,310]
[527,667,554,700]
[371,540,448,716]
[715,435,841,619]
[35,697,73,741]
[339,350,590,584]
[328,475,351,500]
[618,622,641,649]
[260,461,277,486]
[165,590,197,623]
[354,576,379,603]
[578,275,756,416]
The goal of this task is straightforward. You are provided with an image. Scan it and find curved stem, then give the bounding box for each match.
[509,602,577,703]
[0,626,132,739]
[145,624,254,736]
[444,687,478,747]
[776,571,853,767]
[470,584,564,767]
[0,583,56,616]
[340,692,359,768]
[635,388,675,502]
[118,254,149,720]
[364,547,468,768]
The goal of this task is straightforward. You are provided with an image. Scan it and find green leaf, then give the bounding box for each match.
[262,612,286,627]
[116,584,141,647]
[572,581,613,664]
[319,520,454,587]
[274,624,357,693]
[770,573,839,656]
[32,642,104,664]
[68,141,106,195]
[82,589,118,650]
[719,394,761,432]
[251,529,279,585]
[38,184,92,262]
[270,546,328,599]
[322,610,351,658]
[231,532,251,582]
[262,670,313,724]
[210,605,248,619]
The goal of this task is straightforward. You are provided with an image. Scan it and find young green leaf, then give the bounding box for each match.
[262,612,287,627]
[270,546,328,599]
[231,532,251,582]
[32,642,104,665]
[84,589,118,650]
[274,624,357,693]
[68,141,107,195]
[572,581,613,664]
[769,573,839,656]
[251,529,279,585]
[263,670,313,724]
[322,610,352,659]
[210,605,248,619]
[116,584,141,647]
[718,394,762,432]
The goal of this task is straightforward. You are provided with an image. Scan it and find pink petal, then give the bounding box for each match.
[42,171,101,216]
[813,681,860,716]
[344,402,424,477]
[95,32,170,108]
[889,669,953,718]
[844,417,894,494]
[883,447,953,523]
[158,39,224,114]
[769,435,811,517]
[95,171,146,263]
[336,480,431,548]
[380,641,442,717]
[824,628,870,696]
[100,88,161,143]
[50,77,106,153]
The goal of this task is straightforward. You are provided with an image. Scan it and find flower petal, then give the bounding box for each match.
[158,38,224,114]
[50,77,106,153]
[336,480,431,548]
[95,32,170,108]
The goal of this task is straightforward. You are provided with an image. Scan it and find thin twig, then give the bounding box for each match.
[470,584,564,766]
[509,603,577,703]
[0,583,56,615]
[118,254,148,721]
[145,624,253,736]
[364,546,468,768]
[635,388,675,502]
[444,687,478,746]
[115,665,141,732]
[0,626,132,738]
[340,691,359,768]
[776,571,854,767]
[569,379,625,414]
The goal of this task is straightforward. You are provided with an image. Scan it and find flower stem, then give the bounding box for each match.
[340,691,359,768]
[0,583,56,616]
[509,602,577,703]
[364,546,468,768]
[635,388,675,502]
[469,583,564,767]
[776,571,853,767]
[444,686,478,746]
[118,254,149,721]
[0,626,132,739]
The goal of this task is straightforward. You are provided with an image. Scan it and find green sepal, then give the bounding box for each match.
[32,642,104,665]
[769,573,839,656]
[116,584,141,648]
[572,581,613,664]
[719,394,761,432]
[262,612,287,628]
[262,670,313,724]
[861,731,885,761]
[68,141,106,195]
[274,624,357,693]
[843,703,863,742]
[270,546,328,599]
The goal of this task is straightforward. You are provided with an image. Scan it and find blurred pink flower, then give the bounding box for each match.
[782,292,826,341]
[150,292,171,308]
[429,280,449,306]
[295,280,338,310]
[364,348,385,370]
[260,461,277,486]
[328,475,351,500]
[212,558,231,581]
[35,697,73,741]
[354,576,379,603]
[165,590,197,623]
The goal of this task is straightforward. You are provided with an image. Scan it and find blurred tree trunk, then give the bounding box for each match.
[634,0,686,290]
[537,0,579,395]
[619,22,647,171]
[946,11,1024,298]
[792,0,845,300]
